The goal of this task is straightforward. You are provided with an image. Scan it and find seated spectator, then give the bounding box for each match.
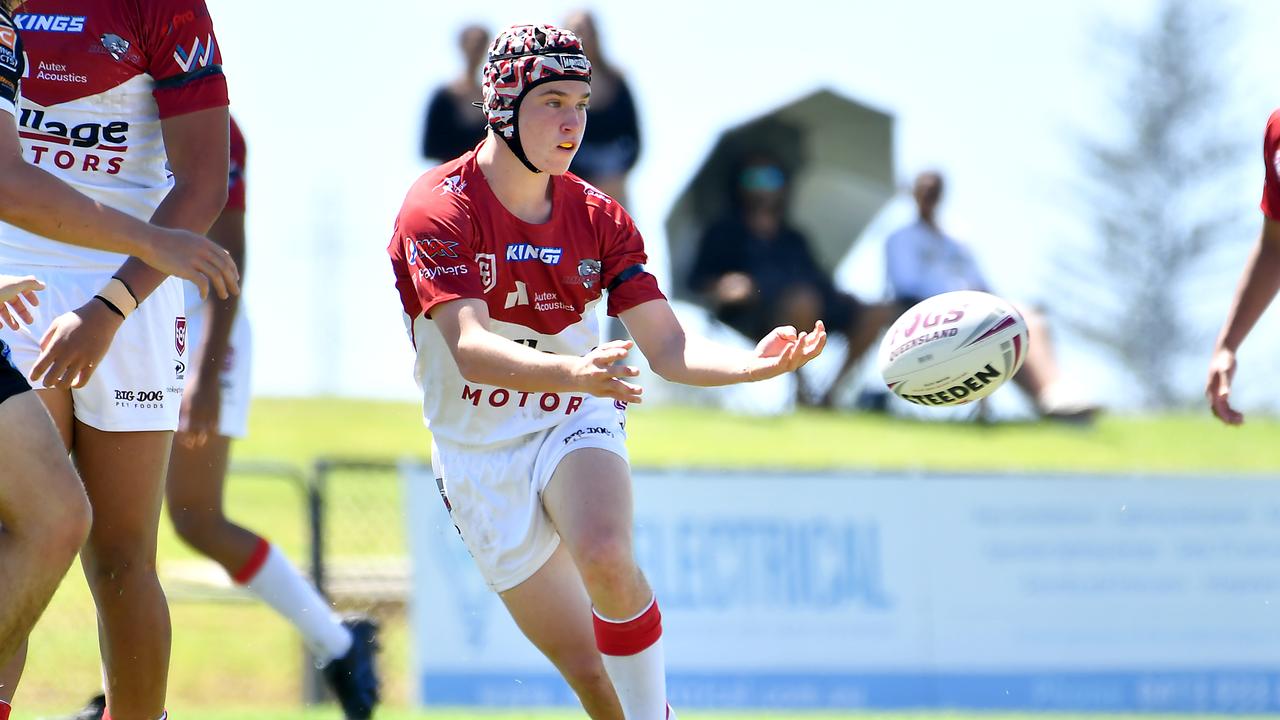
[689,155,894,407]
[886,170,1099,421]
[421,24,490,163]
[563,9,641,205]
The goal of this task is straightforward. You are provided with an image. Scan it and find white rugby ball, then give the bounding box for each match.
[878,291,1029,407]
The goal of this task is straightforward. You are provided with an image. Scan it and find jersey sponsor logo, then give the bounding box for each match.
[410,236,459,261]
[575,258,602,288]
[419,264,468,281]
[173,34,216,73]
[584,185,612,203]
[505,243,563,265]
[14,15,86,33]
[174,358,186,381]
[1274,148,1280,179]
[19,109,128,149]
[32,60,87,84]
[175,317,188,355]
[100,33,131,61]
[476,253,497,293]
[460,383,585,415]
[533,290,573,312]
[435,174,466,196]
[504,280,529,309]
[0,27,16,50]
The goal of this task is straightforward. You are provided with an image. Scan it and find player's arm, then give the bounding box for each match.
[0,113,234,289]
[181,205,243,444]
[431,297,642,403]
[620,298,826,387]
[112,106,234,303]
[1206,216,1280,424]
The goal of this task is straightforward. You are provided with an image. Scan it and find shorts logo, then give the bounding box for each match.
[100,33,130,61]
[175,316,187,355]
[173,34,215,73]
[562,426,614,445]
[505,243,562,265]
[476,253,497,293]
[14,15,86,33]
[114,388,165,409]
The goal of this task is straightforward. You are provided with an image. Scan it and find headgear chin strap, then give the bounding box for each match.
[481,25,592,174]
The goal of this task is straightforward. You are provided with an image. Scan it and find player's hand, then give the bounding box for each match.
[1206,347,1243,425]
[0,274,44,330]
[140,228,240,300]
[573,339,643,403]
[177,367,221,448]
[746,321,828,381]
[30,300,123,389]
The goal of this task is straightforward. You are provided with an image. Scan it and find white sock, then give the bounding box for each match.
[236,540,353,663]
[593,597,669,720]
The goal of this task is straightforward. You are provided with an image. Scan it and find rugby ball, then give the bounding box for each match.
[878,291,1029,407]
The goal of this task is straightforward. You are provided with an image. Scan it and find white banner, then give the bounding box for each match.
[402,466,1280,711]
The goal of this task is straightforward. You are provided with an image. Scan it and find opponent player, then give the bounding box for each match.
[388,25,825,720]
[158,117,378,720]
[1206,108,1280,425]
[0,2,237,718]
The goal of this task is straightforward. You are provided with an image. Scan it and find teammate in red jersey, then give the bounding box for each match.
[388,25,825,720]
[1207,109,1280,425]
[0,1,240,718]
[154,117,378,720]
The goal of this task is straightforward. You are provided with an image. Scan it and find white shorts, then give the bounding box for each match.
[182,293,252,439]
[431,398,629,592]
[0,265,186,432]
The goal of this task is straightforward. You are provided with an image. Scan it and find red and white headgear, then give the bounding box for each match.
[481,24,591,173]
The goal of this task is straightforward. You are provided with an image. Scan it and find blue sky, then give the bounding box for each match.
[212,0,1280,413]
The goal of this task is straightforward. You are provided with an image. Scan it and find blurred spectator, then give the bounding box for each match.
[563,10,641,205]
[421,24,489,163]
[886,170,1099,421]
[688,154,895,407]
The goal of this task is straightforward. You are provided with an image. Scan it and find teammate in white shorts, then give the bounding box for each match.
[0,1,239,718]
[0,3,236,720]
[387,24,825,720]
[155,117,379,720]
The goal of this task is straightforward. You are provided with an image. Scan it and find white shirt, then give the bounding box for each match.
[885,219,990,301]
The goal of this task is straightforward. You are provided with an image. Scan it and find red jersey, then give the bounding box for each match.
[1262,109,1280,221]
[0,0,228,270]
[388,151,665,445]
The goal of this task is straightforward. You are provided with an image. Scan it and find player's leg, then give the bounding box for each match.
[0,386,77,709]
[543,447,671,720]
[74,424,173,720]
[499,544,623,719]
[0,390,91,694]
[1008,303,1096,420]
[165,436,371,707]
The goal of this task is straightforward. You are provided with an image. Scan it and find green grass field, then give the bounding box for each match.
[17,398,1280,719]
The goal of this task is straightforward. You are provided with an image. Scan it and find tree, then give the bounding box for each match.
[1055,0,1245,409]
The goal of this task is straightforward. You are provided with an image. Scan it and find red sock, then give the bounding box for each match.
[230,535,271,584]
[0,699,11,720]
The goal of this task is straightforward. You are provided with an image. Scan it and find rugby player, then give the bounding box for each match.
[387,24,825,719]
[0,1,239,718]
